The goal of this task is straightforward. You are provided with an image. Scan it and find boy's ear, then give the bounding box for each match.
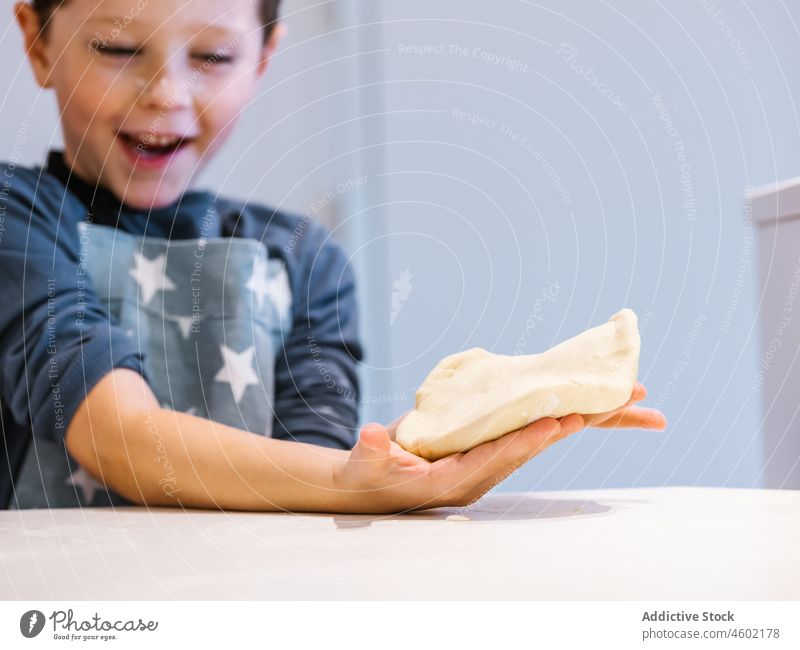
[255,22,287,79]
[14,1,54,88]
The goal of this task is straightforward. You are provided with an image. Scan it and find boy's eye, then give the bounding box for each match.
[92,44,141,57]
[195,53,235,65]
[90,43,235,65]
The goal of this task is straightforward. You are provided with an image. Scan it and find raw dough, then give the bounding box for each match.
[395,309,640,460]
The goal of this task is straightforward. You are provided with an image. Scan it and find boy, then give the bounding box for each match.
[1,0,665,513]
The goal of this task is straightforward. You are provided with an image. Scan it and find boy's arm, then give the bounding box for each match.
[66,369,665,514]
[67,366,601,515]
[65,368,350,511]
[271,224,363,450]
[0,172,152,505]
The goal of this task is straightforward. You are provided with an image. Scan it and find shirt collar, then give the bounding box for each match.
[44,149,215,231]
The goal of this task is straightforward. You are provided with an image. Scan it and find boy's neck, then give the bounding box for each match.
[47,149,171,216]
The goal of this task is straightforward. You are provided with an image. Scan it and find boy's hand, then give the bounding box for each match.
[578,382,667,430]
[332,415,578,514]
[332,382,665,514]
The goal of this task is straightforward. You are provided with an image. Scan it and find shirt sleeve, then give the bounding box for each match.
[0,169,148,445]
[271,223,364,450]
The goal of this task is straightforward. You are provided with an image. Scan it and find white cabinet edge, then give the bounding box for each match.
[750,176,800,225]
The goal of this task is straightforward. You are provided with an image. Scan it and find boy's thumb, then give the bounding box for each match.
[356,423,391,457]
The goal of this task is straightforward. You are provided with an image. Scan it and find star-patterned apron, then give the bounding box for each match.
[11,218,292,508]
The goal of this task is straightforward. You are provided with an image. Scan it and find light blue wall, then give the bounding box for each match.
[342,0,800,490]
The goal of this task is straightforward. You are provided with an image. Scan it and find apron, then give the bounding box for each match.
[11,218,292,508]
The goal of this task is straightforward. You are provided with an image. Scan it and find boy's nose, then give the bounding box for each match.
[138,69,192,111]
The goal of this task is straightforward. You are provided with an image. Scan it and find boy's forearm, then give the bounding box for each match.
[66,369,357,512]
[125,407,351,511]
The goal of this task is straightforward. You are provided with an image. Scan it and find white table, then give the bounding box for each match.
[1,487,798,600]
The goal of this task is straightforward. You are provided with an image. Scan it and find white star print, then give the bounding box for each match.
[268,268,292,323]
[245,254,270,309]
[245,255,292,323]
[167,315,194,339]
[129,252,176,305]
[214,345,260,403]
[66,467,103,504]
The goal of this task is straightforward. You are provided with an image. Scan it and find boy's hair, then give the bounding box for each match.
[30,0,282,44]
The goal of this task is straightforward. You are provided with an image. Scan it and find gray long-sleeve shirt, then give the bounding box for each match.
[0,150,363,508]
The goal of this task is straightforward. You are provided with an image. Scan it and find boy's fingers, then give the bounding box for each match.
[457,413,588,502]
[454,417,562,481]
[455,419,564,501]
[593,406,667,430]
[616,383,646,412]
[557,413,585,437]
[424,385,657,504]
[582,383,649,427]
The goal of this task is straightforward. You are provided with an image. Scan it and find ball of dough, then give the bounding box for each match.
[395,309,640,460]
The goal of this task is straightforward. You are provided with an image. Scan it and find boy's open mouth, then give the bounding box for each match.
[118,131,196,159]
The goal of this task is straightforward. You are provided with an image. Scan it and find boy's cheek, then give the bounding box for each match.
[199,92,251,140]
[54,62,122,117]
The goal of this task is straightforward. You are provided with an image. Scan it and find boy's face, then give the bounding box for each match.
[18,0,283,210]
